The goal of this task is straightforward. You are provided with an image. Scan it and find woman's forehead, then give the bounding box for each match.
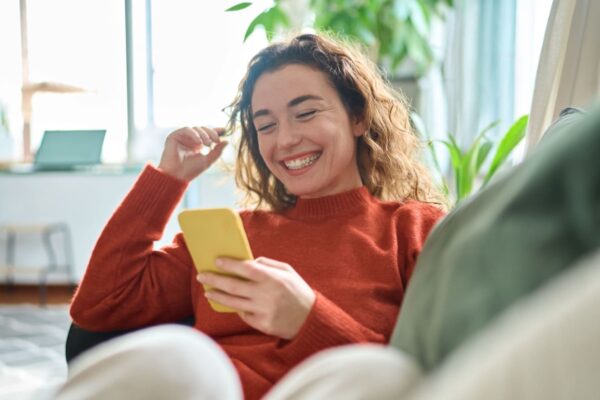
[251,65,337,109]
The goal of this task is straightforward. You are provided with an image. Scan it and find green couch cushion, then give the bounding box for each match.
[390,105,600,371]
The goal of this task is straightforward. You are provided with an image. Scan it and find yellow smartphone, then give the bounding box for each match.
[178,208,254,313]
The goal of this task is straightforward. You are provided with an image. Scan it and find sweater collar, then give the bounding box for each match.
[285,186,372,219]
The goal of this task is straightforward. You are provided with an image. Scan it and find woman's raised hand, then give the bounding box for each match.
[196,257,317,340]
[158,126,228,182]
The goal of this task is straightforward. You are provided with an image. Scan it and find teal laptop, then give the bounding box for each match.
[34,130,106,171]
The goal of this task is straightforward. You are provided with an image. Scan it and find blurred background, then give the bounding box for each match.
[0,0,560,300]
[2,1,596,398]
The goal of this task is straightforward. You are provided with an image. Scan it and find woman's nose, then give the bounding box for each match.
[277,122,302,148]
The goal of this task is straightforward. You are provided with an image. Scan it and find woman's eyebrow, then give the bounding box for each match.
[252,95,324,120]
[288,94,324,107]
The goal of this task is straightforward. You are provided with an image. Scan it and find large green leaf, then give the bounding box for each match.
[243,11,267,41]
[440,137,463,198]
[472,120,499,175]
[243,5,290,42]
[266,6,290,41]
[459,134,485,200]
[440,139,462,172]
[226,2,252,12]
[475,140,493,173]
[453,120,499,200]
[484,115,528,184]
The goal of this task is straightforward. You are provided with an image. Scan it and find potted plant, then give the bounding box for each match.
[226,0,454,103]
[412,113,529,206]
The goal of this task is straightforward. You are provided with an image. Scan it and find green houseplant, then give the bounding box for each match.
[412,113,529,206]
[226,0,453,77]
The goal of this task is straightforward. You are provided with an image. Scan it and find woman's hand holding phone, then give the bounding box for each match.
[158,126,228,182]
[196,257,317,340]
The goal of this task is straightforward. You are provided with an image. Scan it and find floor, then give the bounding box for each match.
[0,285,75,305]
[0,285,74,400]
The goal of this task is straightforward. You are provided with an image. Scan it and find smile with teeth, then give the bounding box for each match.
[283,152,322,170]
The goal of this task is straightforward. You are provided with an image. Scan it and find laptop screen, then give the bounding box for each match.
[34,130,106,169]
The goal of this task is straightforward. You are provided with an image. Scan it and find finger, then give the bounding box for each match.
[197,272,255,298]
[255,256,291,271]
[237,310,257,325]
[169,128,202,150]
[192,127,213,146]
[202,140,228,165]
[181,141,227,176]
[185,141,227,169]
[216,258,268,282]
[202,126,222,143]
[204,289,255,313]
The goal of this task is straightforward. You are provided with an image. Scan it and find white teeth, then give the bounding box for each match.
[284,153,321,170]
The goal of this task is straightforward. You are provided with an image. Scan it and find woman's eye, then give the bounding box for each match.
[257,123,275,132]
[297,110,317,119]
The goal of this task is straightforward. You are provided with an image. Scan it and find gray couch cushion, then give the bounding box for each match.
[390,105,600,371]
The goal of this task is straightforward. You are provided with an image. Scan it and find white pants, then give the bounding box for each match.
[54,326,419,400]
[54,250,600,400]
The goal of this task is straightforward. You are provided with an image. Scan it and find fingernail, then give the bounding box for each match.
[215,258,223,267]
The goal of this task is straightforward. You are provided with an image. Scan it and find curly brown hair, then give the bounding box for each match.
[225,33,446,211]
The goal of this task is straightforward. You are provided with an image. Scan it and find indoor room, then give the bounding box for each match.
[1,0,599,399]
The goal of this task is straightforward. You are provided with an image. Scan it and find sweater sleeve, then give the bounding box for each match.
[275,290,387,365]
[396,201,446,287]
[70,164,195,331]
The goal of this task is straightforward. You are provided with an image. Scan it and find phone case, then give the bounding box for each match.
[178,208,254,313]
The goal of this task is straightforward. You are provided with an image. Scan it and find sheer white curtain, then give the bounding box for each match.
[438,0,516,147]
[418,0,517,180]
[526,0,600,152]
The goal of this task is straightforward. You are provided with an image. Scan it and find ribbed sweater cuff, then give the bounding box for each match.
[276,291,372,364]
[122,164,188,228]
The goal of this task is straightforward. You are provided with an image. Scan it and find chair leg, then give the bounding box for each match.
[3,231,17,292]
[61,224,75,285]
[39,271,48,307]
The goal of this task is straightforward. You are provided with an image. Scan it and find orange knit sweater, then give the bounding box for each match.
[71,165,444,400]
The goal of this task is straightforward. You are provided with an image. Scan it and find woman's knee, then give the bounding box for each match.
[266,344,422,400]
[57,325,242,400]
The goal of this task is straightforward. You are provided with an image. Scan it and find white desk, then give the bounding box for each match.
[0,166,237,284]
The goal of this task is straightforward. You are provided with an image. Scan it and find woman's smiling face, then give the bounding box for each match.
[251,64,365,199]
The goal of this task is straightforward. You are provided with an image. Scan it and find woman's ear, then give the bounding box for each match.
[352,119,367,138]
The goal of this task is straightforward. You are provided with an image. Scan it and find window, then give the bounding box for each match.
[131,0,267,165]
[0,0,128,162]
[0,0,267,166]
[0,1,24,160]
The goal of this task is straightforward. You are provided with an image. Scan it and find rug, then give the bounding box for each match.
[0,304,71,400]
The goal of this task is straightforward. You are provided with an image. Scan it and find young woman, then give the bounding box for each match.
[63,33,446,400]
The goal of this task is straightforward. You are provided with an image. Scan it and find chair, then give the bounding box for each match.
[0,222,74,305]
